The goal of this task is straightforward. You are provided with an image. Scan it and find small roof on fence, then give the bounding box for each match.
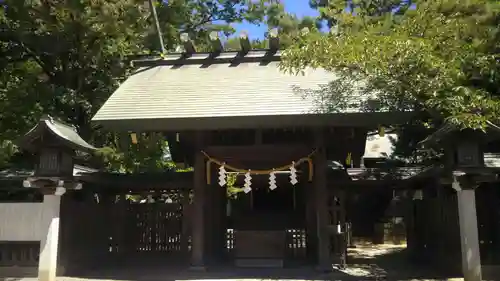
[419,121,500,147]
[92,51,412,131]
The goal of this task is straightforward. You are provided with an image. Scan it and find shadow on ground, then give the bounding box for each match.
[1,243,465,281]
[342,242,463,281]
[54,266,362,281]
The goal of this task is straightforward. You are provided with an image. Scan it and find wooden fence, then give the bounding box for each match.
[59,190,192,272]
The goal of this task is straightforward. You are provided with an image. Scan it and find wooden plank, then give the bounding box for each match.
[234,231,286,258]
[78,173,193,190]
[181,191,191,255]
[205,144,312,163]
[205,145,313,170]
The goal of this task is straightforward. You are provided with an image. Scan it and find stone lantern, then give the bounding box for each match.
[419,121,500,281]
[420,122,500,170]
[447,129,485,168]
[18,115,97,194]
[15,115,97,281]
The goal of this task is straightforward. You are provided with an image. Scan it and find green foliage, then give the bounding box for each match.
[226,173,244,199]
[0,0,284,170]
[310,0,415,28]
[0,140,17,168]
[223,37,267,51]
[264,3,319,47]
[282,0,500,130]
[93,133,175,173]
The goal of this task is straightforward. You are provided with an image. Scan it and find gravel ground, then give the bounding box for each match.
[338,243,464,281]
[1,243,465,281]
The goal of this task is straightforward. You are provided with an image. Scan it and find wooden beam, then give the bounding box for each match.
[268,28,279,51]
[209,31,223,54]
[78,172,193,190]
[98,111,416,132]
[180,33,196,55]
[330,179,415,189]
[204,144,311,163]
[440,174,498,185]
[239,31,251,53]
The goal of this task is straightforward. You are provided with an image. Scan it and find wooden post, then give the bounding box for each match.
[211,179,225,262]
[436,184,447,265]
[314,128,330,271]
[455,182,482,281]
[305,163,317,262]
[204,171,217,263]
[191,133,206,270]
[38,194,62,281]
[181,189,190,256]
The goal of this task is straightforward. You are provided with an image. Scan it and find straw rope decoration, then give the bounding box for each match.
[202,150,316,185]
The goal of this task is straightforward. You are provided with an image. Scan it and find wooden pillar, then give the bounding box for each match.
[435,184,447,265]
[191,133,207,270]
[456,184,482,281]
[205,172,224,263]
[181,189,191,256]
[38,194,62,281]
[212,182,226,261]
[405,196,417,259]
[335,190,347,266]
[56,195,68,276]
[305,172,317,262]
[204,173,214,262]
[314,128,330,271]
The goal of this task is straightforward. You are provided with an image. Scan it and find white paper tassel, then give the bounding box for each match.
[243,170,252,193]
[290,162,298,185]
[218,164,227,186]
[269,171,277,190]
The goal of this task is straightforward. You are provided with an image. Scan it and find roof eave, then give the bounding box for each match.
[419,121,500,148]
[92,111,416,132]
[18,115,97,154]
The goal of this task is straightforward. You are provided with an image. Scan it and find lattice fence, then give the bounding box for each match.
[286,228,307,259]
[61,189,192,269]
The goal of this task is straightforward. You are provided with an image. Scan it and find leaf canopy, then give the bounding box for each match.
[281,0,500,130]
